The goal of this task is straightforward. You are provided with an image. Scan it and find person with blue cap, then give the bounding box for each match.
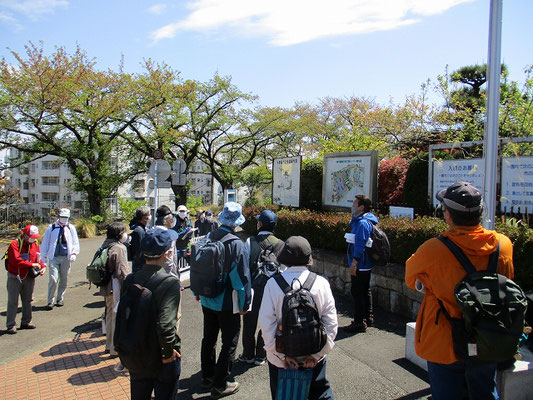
[238,209,284,366]
[197,202,252,399]
[124,228,181,400]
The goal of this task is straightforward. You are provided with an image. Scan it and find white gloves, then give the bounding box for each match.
[69,254,77,262]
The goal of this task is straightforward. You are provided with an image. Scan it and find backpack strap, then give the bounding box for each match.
[302,272,317,291]
[144,271,172,293]
[274,274,291,294]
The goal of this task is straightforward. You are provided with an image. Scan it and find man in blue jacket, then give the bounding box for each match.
[343,195,378,333]
[196,202,252,399]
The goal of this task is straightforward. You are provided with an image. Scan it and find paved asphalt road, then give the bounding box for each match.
[0,236,431,400]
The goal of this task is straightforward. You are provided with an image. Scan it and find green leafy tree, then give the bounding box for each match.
[0,43,161,215]
[239,166,272,205]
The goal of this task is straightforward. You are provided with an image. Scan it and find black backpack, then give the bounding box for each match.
[190,233,238,298]
[274,272,328,357]
[365,217,390,267]
[437,236,527,363]
[114,272,170,373]
[250,235,284,289]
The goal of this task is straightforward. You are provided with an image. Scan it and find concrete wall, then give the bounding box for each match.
[310,248,423,320]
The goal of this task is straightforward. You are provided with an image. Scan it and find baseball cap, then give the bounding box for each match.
[255,210,277,227]
[436,182,482,212]
[141,228,173,258]
[23,225,40,239]
[58,208,71,218]
[277,236,312,266]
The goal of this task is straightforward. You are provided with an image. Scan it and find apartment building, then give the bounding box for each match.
[5,150,228,217]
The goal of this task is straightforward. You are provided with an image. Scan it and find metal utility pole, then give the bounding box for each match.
[482,0,503,230]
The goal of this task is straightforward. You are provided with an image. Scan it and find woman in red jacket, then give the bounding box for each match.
[5,225,46,334]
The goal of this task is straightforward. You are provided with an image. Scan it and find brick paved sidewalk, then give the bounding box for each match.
[0,330,130,400]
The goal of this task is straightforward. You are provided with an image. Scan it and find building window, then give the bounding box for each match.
[18,166,28,175]
[42,192,59,201]
[31,163,36,172]
[42,177,59,186]
[42,161,60,170]
[31,179,36,187]
[23,181,29,190]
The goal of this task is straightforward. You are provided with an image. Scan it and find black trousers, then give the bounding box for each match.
[201,306,241,389]
[351,270,373,323]
[242,285,266,359]
[130,358,180,400]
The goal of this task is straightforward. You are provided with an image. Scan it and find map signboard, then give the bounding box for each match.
[272,156,301,207]
[322,151,377,209]
[500,156,533,213]
[432,158,485,207]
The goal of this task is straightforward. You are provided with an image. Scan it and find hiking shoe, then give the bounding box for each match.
[20,323,36,330]
[365,315,375,327]
[211,382,239,399]
[46,303,54,310]
[56,300,64,307]
[6,327,17,334]
[254,358,266,366]
[342,321,367,333]
[237,354,255,364]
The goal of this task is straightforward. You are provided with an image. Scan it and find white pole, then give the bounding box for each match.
[482,0,503,230]
[155,161,159,220]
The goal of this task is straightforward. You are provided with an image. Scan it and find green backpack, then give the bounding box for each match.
[86,243,116,287]
[437,236,527,363]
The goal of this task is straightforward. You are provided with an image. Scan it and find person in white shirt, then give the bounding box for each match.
[259,236,338,399]
[40,208,80,309]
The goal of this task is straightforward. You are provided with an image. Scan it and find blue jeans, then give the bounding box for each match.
[268,359,334,400]
[130,358,181,400]
[427,360,499,400]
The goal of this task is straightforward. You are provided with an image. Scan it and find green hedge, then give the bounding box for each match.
[241,207,533,290]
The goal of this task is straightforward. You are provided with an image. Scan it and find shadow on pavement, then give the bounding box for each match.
[32,352,107,373]
[393,388,432,400]
[178,370,212,399]
[67,364,119,385]
[84,300,105,309]
[392,358,429,383]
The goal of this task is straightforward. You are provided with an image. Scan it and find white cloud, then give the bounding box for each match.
[0,0,68,22]
[151,0,475,46]
[148,4,167,15]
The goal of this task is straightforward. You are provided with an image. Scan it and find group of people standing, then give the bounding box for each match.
[4,180,515,400]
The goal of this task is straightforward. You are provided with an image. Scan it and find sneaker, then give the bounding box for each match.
[46,303,54,310]
[6,327,17,334]
[237,354,255,364]
[342,321,367,333]
[113,362,125,372]
[20,323,36,330]
[254,358,266,366]
[211,382,239,399]
[365,315,375,327]
[56,300,64,307]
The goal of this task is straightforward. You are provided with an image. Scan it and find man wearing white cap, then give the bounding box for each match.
[40,208,80,310]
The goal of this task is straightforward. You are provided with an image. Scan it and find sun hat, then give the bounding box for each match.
[58,208,71,218]
[217,202,245,227]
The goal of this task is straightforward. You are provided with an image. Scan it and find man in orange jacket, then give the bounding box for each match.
[405,182,514,400]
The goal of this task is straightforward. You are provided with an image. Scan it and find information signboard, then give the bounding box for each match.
[322,151,377,209]
[272,156,301,207]
[500,156,533,213]
[432,158,485,207]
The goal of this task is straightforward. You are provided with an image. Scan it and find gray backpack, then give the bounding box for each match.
[190,233,238,298]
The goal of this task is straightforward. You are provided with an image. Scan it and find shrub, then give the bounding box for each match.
[118,196,147,221]
[300,159,323,210]
[75,219,97,238]
[378,157,409,204]
[403,153,429,209]
[241,207,533,290]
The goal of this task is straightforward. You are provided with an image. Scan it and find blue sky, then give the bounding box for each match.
[0,0,531,108]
